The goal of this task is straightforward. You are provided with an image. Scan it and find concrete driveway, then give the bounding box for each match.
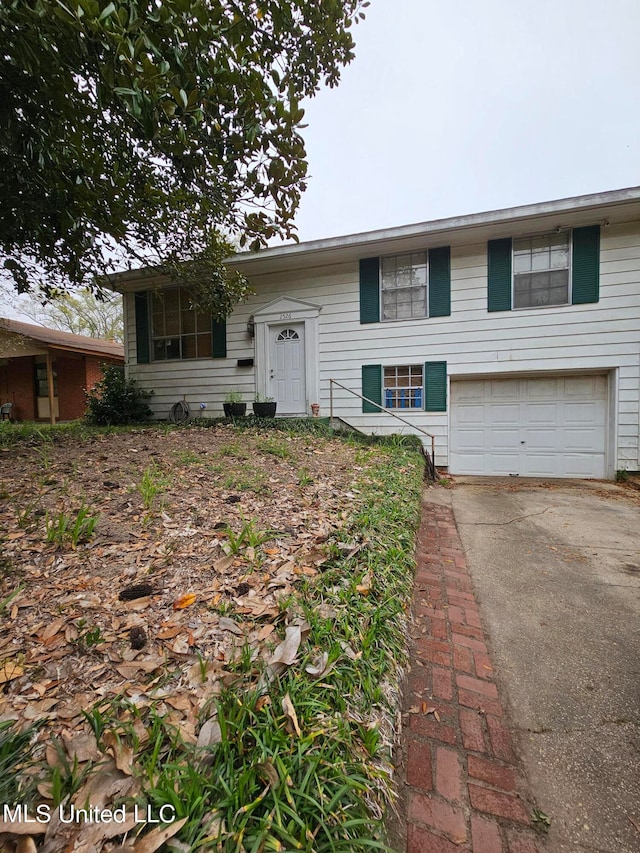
[427,479,640,852]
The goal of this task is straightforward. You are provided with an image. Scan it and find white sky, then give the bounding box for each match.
[3,0,639,323]
[292,0,640,242]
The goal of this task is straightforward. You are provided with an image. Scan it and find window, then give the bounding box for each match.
[360,247,451,324]
[151,288,213,360]
[34,360,57,397]
[384,365,423,409]
[513,232,570,308]
[381,253,428,320]
[362,362,447,413]
[488,225,600,312]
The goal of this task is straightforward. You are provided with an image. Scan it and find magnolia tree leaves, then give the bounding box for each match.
[0,0,369,302]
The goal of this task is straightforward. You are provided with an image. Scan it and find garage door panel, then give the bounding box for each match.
[491,453,522,474]
[488,428,521,451]
[491,379,520,398]
[525,402,559,425]
[564,401,605,426]
[564,375,604,397]
[491,403,520,425]
[525,379,558,398]
[456,404,485,425]
[562,454,603,478]
[522,454,559,476]
[451,375,608,478]
[454,426,485,452]
[564,427,606,453]
[523,427,557,452]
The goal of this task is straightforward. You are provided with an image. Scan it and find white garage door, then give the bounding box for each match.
[450,375,608,478]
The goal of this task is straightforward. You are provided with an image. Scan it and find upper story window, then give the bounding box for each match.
[513,232,570,308]
[151,287,212,360]
[488,225,599,313]
[360,247,451,324]
[381,252,428,320]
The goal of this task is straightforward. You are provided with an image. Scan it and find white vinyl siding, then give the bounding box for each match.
[123,220,640,474]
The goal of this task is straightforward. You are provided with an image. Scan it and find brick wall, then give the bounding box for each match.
[57,356,86,420]
[85,357,116,394]
[1,357,36,420]
[0,354,123,422]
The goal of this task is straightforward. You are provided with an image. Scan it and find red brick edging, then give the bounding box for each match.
[399,501,543,853]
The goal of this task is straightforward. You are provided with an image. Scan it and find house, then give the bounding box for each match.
[116,186,640,479]
[0,318,124,423]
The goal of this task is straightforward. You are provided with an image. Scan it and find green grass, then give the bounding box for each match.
[0,720,41,805]
[0,420,142,448]
[45,500,99,547]
[138,463,171,510]
[5,426,424,851]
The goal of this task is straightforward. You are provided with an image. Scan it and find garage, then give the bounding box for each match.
[450,375,608,478]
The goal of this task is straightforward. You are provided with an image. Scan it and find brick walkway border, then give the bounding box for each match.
[398,500,544,853]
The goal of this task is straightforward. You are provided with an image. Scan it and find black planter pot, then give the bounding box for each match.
[253,402,277,418]
[223,402,246,417]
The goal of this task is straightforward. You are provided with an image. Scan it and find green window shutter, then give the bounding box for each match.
[572,225,600,304]
[487,238,512,312]
[211,318,227,358]
[361,364,382,413]
[428,246,451,317]
[424,361,447,412]
[359,258,380,324]
[134,291,150,364]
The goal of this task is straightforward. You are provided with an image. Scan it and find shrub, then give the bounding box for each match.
[84,365,153,426]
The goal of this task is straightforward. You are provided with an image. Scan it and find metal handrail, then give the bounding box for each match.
[329,378,436,467]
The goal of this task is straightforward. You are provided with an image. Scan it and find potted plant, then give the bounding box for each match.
[253,393,277,418]
[223,391,246,417]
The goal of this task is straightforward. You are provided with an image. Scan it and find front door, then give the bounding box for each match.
[269,324,306,415]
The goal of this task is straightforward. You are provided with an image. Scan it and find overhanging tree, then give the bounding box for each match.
[0,0,367,315]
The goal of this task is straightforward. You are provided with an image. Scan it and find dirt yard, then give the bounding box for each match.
[0,424,368,746]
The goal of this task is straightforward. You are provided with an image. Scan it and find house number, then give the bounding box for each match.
[279,312,292,320]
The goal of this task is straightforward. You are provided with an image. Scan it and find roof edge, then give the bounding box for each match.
[110,185,640,283]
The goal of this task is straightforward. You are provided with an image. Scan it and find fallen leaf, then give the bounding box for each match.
[156,625,183,639]
[213,555,235,572]
[132,816,187,852]
[0,819,46,836]
[282,693,301,737]
[62,730,100,764]
[219,616,243,635]
[256,623,275,641]
[173,592,197,610]
[42,617,66,640]
[268,625,302,667]
[257,760,279,787]
[0,660,24,684]
[197,716,222,749]
[103,731,135,775]
[305,651,330,679]
[356,571,372,594]
[171,635,190,654]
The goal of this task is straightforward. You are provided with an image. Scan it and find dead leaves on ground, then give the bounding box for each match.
[0,426,370,853]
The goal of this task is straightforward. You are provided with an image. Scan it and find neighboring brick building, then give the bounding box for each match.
[0,318,124,423]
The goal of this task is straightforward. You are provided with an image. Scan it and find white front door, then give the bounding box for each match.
[269,324,306,414]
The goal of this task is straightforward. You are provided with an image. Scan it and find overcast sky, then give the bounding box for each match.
[4,0,639,323]
[292,0,640,242]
